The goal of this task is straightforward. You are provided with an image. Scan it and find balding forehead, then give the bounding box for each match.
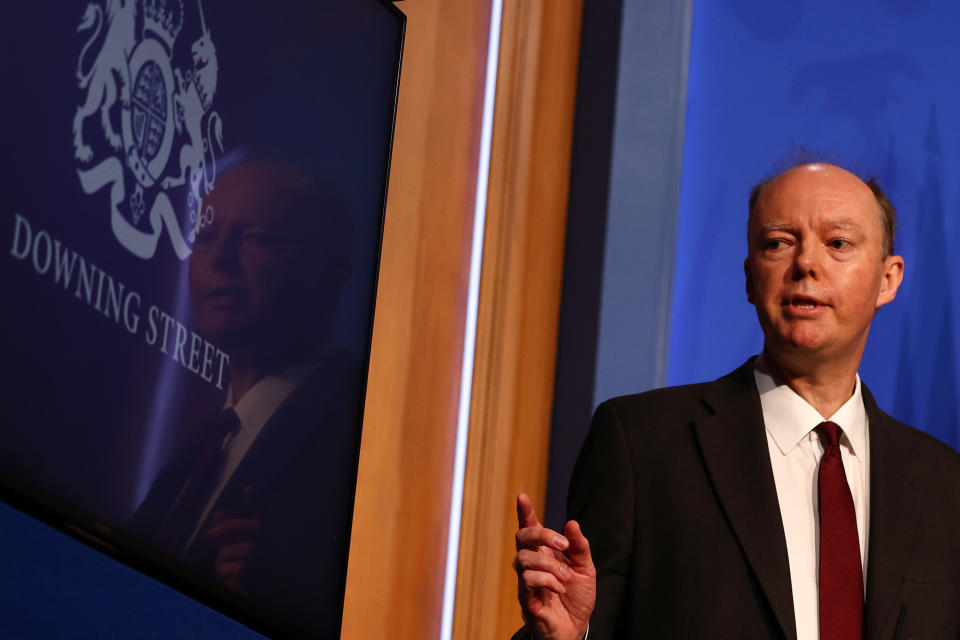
[747,162,895,258]
[755,165,878,218]
[765,164,872,198]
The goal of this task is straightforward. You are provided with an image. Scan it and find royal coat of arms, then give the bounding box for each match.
[73,0,223,260]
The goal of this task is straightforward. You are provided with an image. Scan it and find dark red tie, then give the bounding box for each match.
[815,421,863,640]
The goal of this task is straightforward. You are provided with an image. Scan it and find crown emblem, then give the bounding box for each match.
[143,0,184,51]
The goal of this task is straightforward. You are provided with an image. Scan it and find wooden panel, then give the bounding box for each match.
[340,2,493,638]
[452,2,584,639]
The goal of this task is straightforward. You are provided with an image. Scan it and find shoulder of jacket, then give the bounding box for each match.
[594,380,719,424]
[878,410,960,474]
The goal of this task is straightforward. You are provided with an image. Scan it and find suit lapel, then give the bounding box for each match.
[226,351,358,501]
[693,361,797,640]
[862,387,927,639]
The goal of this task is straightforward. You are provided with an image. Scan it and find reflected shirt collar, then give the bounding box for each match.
[223,363,318,439]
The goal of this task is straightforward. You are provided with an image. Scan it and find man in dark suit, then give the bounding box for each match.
[129,162,360,637]
[514,163,960,639]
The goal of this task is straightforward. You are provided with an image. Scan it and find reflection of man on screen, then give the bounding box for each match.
[129,162,359,636]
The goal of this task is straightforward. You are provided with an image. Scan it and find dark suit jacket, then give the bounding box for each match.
[129,352,361,638]
[520,359,960,639]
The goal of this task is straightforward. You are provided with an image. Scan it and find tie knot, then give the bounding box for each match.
[815,420,843,448]
[212,408,241,444]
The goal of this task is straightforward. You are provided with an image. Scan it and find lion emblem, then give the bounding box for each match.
[72,0,138,162]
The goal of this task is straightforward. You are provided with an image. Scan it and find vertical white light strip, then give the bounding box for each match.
[440,1,504,638]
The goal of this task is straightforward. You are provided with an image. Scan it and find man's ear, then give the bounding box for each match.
[876,254,904,309]
[744,258,755,305]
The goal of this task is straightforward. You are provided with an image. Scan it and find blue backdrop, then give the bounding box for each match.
[548,0,959,531]
[669,0,960,449]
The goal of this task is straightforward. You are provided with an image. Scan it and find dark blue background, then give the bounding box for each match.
[0,501,264,639]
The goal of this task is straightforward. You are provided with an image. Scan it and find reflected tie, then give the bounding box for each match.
[815,421,863,640]
[156,408,241,555]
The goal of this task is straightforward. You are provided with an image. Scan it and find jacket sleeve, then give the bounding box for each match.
[566,399,636,639]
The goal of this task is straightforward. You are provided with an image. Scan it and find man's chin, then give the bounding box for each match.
[194,319,252,348]
[764,332,833,360]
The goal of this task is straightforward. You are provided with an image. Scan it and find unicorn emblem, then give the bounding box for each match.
[163,7,224,218]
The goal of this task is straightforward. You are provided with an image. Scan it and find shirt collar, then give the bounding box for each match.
[753,358,867,460]
[223,363,318,439]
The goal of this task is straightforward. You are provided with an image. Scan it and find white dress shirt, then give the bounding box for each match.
[754,361,870,640]
[182,363,318,553]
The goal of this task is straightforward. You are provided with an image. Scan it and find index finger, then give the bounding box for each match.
[207,516,262,540]
[516,492,541,529]
[516,525,569,552]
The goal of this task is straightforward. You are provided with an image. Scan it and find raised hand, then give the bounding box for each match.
[514,493,596,640]
[206,485,262,596]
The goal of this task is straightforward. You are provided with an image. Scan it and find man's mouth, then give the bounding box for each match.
[784,295,825,310]
[206,286,246,305]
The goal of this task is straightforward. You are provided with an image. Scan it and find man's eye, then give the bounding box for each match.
[193,231,217,248]
[242,232,280,248]
[764,239,786,250]
[829,238,851,249]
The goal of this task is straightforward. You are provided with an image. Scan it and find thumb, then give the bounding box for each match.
[564,520,593,569]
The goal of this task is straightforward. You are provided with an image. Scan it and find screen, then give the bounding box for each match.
[0,1,403,636]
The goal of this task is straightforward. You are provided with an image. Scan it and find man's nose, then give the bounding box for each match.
[791,241,819,280]
[211,233,242,272]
